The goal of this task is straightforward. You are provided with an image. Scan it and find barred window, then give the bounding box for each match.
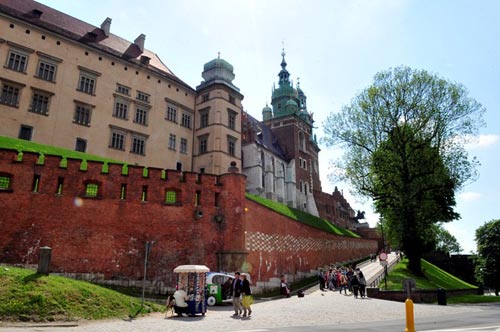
[30,91,50,115]
[131,135,146,155]
[0,175,11,190]
[165,190,177,204]
[37,61,56,81]
[78,75,95,94]
[227,136,237,156]
[166,104,177,122]
[228,109,237,130]
[116,84,130,95]
[18,125,33,141]
[200,110,209,128]
[7,51,28,72]
[73,104,91,126]
[113,101,128,119]
[168,134,176,150]
[85,183,99,197]
[199,135,208,154]
[136,91,150,103]
[110,131,125,150]
[0,83,21,107]
[134,108,148,125]
[181,113,191,129]
[180,138,188,154]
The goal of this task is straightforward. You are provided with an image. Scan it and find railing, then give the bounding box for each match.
[368,256,400,288]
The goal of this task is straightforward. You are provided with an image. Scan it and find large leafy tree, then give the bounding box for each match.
[474,219,500,296]
[434,225,463,255]
[323,66,484,274]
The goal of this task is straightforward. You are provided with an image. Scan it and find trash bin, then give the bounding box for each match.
[437,288,446,305]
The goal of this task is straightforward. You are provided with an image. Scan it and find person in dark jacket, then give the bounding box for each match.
[280,275,290,297]
[350,274,360,298]
[231,272,243,316]
[241,273,252,317]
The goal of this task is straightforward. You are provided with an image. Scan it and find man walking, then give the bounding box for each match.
[232,271,243,316]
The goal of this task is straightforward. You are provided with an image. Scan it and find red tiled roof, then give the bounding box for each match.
[0,0,193,90]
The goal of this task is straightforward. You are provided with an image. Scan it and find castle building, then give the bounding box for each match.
[0,0,242,175]
[0,0,357,228]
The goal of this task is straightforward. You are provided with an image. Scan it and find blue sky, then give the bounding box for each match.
[38,0,499,253]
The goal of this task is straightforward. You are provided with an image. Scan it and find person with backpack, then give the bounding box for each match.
[357,268,367,298]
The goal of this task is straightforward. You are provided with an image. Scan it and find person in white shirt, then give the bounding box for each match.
[173,289,190,317]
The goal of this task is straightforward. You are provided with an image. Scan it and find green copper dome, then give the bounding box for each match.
[203,57,234,72]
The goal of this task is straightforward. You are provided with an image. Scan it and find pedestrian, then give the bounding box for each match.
[339,271,349,295]
[280,275,290,297]
[241,273,253,317]
[350,273,360,298]
[231,271,243,317]
[318,270,325,291]
[357,268,367,298]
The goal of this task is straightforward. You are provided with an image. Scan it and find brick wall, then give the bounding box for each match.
[0,148,377,292]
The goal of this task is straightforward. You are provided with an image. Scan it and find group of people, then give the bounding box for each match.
[318,266,367,298]
[230,272,253,317]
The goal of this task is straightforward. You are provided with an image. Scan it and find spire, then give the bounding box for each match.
[278,47,290,86]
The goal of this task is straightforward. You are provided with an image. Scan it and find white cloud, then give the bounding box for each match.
[458,192,481,202]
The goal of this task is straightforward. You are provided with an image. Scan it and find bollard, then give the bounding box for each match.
[37,246,52,275]
[405,298,415,332]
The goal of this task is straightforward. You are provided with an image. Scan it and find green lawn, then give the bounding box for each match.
[0,266,163,322]
[246,193,360,238]
[384,258,477,291]
[0,136,124,165]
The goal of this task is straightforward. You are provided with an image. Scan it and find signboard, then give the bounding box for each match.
[379,252,388,261]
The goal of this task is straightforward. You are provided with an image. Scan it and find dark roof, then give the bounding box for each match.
[0,0,193,91]
[244,112,288,161]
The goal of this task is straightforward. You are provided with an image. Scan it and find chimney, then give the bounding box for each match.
[134,34,145,53]
[100,17,111,37]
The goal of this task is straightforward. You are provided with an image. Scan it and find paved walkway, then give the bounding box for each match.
[0,253,489,332]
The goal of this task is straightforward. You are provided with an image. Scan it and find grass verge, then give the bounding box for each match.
[0,266,163,322]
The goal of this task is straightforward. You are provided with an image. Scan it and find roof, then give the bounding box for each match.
[0,0,193,90]
[173,265,210,273]
[244,113,288,161]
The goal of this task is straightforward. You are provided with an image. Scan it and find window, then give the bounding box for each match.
[229,95,235,104]
[166,104,177,122]
[136,91,150,103]
[6,50,28,72]
[37,60,56,81]
[181,113,191,128]
[195,190,201,206]
[0,174,12,190]
[109,130,126,150]
[168,134,176,150]
[202,93,209,102]
[29,91,50,115]
[0,82,21,107]
[113,100,129,119]
[73,103,92,126]
[56,177,64,195]
[78,72,96,95]
[165,190,177,204]
[75,138,87,152]
[176,162,182,171]
[131,135,146,155]
[134,107,148,125]
[199,135,208,154]
[227,136,237,156]
[299,131,306,151]
[120,184,127,200]
[85,183,99,197]
[180,138,188,154]
[18,125,33,140]
[228,109,237,130]
[116,84,130,95]
[200,109,209,128]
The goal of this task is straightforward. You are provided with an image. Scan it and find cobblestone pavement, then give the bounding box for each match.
[0,253,490,332]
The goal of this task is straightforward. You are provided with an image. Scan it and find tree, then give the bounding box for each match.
[435,225,462,255]
[474,219,500,296]
[323,66,485,274]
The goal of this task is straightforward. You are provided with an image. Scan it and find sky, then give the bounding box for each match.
[37,0,500,254]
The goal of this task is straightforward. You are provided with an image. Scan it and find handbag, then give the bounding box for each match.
[242,295,254,307]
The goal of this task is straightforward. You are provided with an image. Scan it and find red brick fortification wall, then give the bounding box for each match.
[243,200,378,283]
[0,149,246,286]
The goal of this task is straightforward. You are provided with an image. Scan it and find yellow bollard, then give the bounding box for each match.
[405,298,415,332]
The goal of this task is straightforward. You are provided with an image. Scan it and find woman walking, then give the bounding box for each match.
[241,273,253,317]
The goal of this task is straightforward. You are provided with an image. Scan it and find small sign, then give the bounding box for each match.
[379,252,388,261]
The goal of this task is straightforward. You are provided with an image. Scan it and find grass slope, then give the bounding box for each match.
[385,258,477,290]
[0,136,124,164]
[246,193,360,238]
[0,266,162,322]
